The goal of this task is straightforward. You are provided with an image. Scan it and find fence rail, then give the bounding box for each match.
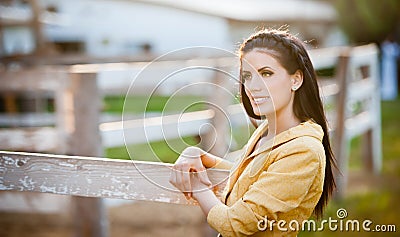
[0,151,229,204]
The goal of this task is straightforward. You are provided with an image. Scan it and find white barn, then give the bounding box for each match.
[1,0,347,59]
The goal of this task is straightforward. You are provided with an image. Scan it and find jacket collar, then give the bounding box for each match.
[244,119,324,159]
[225,119,324,201]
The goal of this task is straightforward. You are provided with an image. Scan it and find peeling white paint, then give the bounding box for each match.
[155,196,172,203]
[40,185,56,193]
[59,162,74,168]
[19,176,36,189]
[2,156,16,166]
[0,152,227,204]
[0,183,12,190]
[101,189,129,198]
[111,177,121,183]
[125,182,134,190]
[59,186,68,194]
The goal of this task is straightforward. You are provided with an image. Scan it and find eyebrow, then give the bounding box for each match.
[257,66,272,72]
[242,66,273,74]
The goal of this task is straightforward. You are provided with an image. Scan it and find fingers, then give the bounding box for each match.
[175,146,203,164]
[169,163,192,199]
[197,168,212,186]
[169,168,177,188]
[180,163,192,198]
[173,147,209,185]
[188,163,211,187]
[189,159,211,185]
[169,160,212,201]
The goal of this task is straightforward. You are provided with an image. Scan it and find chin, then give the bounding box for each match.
[251,103,274,117]
[253,109,263,117]
[253,108,274,118]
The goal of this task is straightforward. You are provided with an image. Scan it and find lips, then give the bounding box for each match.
[252,96,270,105]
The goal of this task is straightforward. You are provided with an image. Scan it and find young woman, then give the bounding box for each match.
[169,29,336,236]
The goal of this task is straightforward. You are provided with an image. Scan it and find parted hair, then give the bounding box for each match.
[238,29,336,218]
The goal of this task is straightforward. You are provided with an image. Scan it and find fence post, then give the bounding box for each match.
[201,68,231,157]
[56,72,108,237]
[361,51,382,174]
[333,49,351,198]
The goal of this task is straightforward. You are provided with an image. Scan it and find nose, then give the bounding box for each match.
[245,76,262,92]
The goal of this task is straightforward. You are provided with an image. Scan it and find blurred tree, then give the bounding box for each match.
[325,0,400,44]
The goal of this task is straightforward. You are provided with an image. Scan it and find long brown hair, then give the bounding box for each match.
[238,29,336,218]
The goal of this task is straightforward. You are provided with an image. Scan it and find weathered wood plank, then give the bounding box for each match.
[0,67,65,91]
[100,104,248,148]
[308,46,341,69]
[0,127,58,152]
[201,70,232,156]
[0,112,140,127]
[345,111,373,139]
[102,109,215,147]
[348,44,379,68]
[367,46,382,174]
[347,78,376,102]
[332,50,351,198]
[0,151,229,204]
[55,72,106,237]
[0,112,55,127]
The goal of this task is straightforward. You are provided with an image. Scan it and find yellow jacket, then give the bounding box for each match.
[207,120,326,237]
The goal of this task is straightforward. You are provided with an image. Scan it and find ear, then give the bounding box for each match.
[291,70,303,91]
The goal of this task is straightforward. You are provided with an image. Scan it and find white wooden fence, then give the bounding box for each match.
[0,44,382,236]
[0,151,229,203]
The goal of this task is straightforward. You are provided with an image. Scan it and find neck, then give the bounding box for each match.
[266,107,300,136]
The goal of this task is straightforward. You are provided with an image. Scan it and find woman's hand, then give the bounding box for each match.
[170,167,212,199]
[169,146,212,199]
[170,147,223,216]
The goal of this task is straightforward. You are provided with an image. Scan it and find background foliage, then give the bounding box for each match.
[326,0,400,44]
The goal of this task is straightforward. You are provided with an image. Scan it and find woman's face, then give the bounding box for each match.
[242,49,299,118]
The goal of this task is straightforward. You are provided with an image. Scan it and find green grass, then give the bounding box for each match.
[106,136,199,163]
[104,95,207,114]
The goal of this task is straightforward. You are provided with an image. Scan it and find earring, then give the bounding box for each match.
[292,86,298,91]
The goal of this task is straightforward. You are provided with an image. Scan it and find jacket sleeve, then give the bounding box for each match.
[213,148,245,170]
[207,144,323,236]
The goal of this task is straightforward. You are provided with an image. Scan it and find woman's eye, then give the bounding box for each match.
[261,71,273,77]
[242,73,251,81]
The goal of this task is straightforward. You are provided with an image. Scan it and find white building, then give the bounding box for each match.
[1,0,347,59]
